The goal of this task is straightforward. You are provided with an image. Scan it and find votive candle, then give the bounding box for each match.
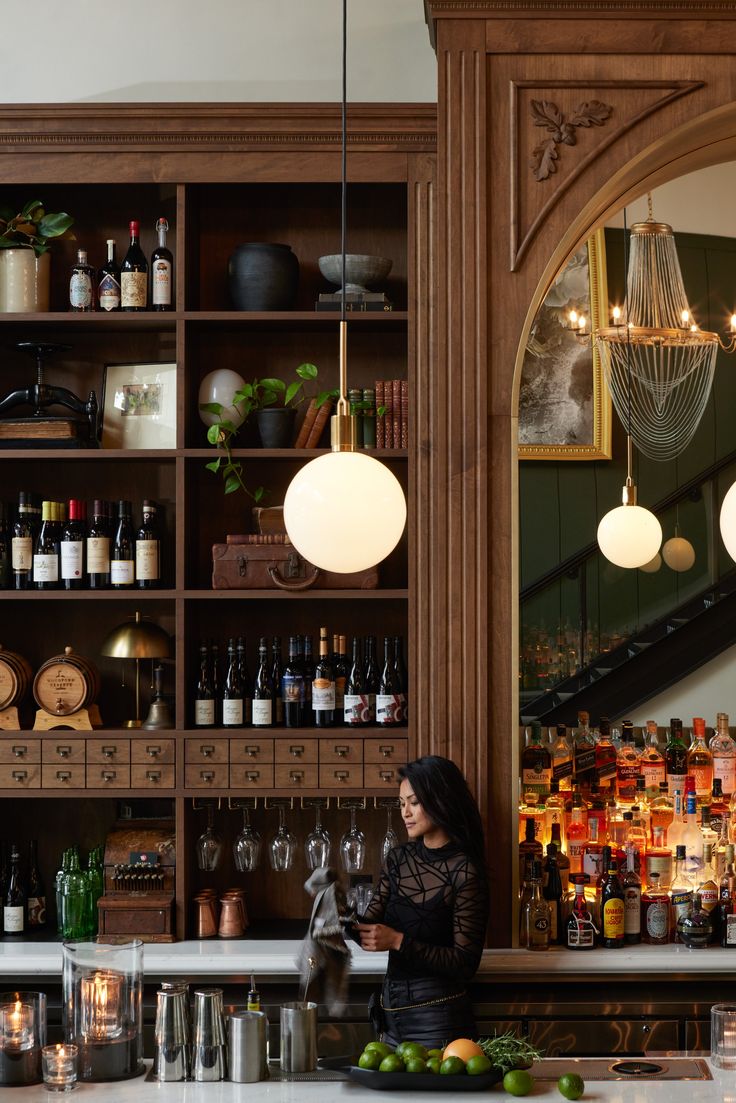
[42,1044,78,1092]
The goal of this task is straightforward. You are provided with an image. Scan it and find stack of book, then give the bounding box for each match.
[376,379,408,449]
[315,292,393,312]
[294,398,335,448]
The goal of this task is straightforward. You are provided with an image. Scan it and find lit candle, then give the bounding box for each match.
[0,1000,34,1051]
[42,1043,78,1093]
[577,314,587,332]
[568,309,578,327]
[80,972,123,1041]
[612,305,621,323]
[730,314,736,334]
[681,309,690,327]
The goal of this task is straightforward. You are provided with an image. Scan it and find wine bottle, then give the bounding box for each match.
[60,498,86,590]
[97,237,121,311]
[0,503,9,589]
[344,636,369,726]
[252,636,273,728]
[33,500,59,590]
[271,636,284,725]
[151,217,173,311]
[334,633,347,714]
[69,248,95,311]
[222,638,244,728]
[121,219,148,311]
[87,498,111,588]
[11,491,34,590]
[393,634,408,725]
[312,626,335,728]
[211,641,222,721]
[111,500,135,587]
[302,635,314,726]
[282,635,306,728]
[376,636,401,726]
[363,635,378,723]
[136,499,160,588]
[26,839,46,930]
[3,844,25,936]
[194,644,215,727]
[237,636,252,726]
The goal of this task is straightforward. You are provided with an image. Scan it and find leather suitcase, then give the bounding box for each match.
[212,542,379,590]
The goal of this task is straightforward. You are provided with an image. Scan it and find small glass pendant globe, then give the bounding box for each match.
[597,504,662,569]
[662,535,695,572]
[639,552,662,574]
[284,452,407,573]
[720,481,736,563]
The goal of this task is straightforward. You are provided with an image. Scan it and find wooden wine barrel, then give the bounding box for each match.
[33,646,101,716]
[0,645,33,710]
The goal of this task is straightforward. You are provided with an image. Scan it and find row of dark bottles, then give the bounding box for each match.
[69,218,173,312]
[1,840,46,937]
[0,493,162,590]
[194,628,408,729]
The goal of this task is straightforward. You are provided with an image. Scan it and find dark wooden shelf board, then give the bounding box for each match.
[179,726,409,737]
[0,449,177,460]
[183,310,408,327]
[185,589,409,600]
[0,589,178,599]
[0,312,178,330]
[185,448,408,459]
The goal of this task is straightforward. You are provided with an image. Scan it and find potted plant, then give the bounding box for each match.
[0,200,74,312]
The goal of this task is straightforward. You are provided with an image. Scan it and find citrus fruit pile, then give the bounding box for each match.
[357,1037,494,1076]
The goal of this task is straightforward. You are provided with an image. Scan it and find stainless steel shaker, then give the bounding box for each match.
[153,988,190,1081]
[228,1010,269,1082]
[280,1001,317,1072]
[191,987,227,1081]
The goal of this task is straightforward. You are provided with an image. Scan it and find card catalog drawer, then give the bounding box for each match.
[319,738,362,764]
[185,738,228,764]
[229,739,275,764]
[87,740,130,765]
[87,765,131,789]
[274,764,319,788]
[0,740,41,764]
[364,738,408,764]
[185,764,229,788]
[42,739,85,764]
[230,764,275,788]
[318,764,363,788]
[274,739,318,764]
[0,764,40,788]
[131,739,175,764]
[364,763,402,788]
[131,765,175,789]
[42,763,85,789]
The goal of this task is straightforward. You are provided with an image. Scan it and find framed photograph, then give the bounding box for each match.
[518,229,612,460]
[101,362,176,449]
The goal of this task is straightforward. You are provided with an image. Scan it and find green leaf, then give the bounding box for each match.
[36,211,74,239]
[218,418,237,433]
[199,401,224,416]
[377,406,387,417]
[259,391,279,408]
[206,424,225,445]
[284,380,303,406]
[296,362,318,380]
[224,475,241,494]
[234,384,253,401]
[253,486,266,503]
[21,200,43,220]
[258,377,285,394]
[205,459,221,473]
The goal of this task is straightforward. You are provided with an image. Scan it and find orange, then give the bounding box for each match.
[442,1038,484,1063]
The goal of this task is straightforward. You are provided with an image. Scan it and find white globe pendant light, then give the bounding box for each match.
[720,480,736,562]
[662,528,695,572]
[639,552,662,573]
[597,436,662,569]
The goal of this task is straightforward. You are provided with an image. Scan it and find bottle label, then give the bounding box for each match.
[645,853,673,888]
[602,897,624,938]
[671,889,692,928]
[222,699,243,726]
[33,553,58,583]
[567,840,586,871]
[533,913,550,934]
[121,270,147,308]
[376,693,402,725]
[583,848,604,885]
[11,536,32,571]
[281,673,305,704]
[567,916,595,948]
[726,914,736,946]
[522,766,552,795]
[691,764,714,797]
[667,772,687,797]
[136,540,159,581]
[252,699,273,726]
[27,895,46,927]
[700,886,719,913]
[617,763,640,785]
[3,905,23,933]
[87,536,110,573]
[596,751,617,783]
[624,887,641,934]
[641,761,666,791]
[152,259,172,305]
[194,700,215,726]
[110,559,135,585]
[714,758,736,796]
[98,273,121,310]
[553,758,573,781]
[645,900,669,940]
[70,270,93,308]
[61,540,83,580]
[312,679,335,711]
[344,693,370,725]
[574,746,596,779]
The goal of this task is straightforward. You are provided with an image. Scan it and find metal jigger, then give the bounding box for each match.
[101,612,172,728]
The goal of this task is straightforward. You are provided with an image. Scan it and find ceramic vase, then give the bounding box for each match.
[256,407,296,448]
[228,243,299,311]
[0,249,50,312]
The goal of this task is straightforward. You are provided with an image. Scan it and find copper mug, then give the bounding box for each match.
[224,887,249,931]
[194,893,218,938]
[218,895,245,938]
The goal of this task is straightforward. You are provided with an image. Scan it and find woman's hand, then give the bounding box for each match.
[355,922,403,952]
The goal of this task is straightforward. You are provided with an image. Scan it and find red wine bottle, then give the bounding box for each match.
[135,499,160,589]
[61,498,86,590]
[11,491,34,590]
[121,220,148,311]
[111,499,135,588]
[151,217,173,310]
[87,499,110,589]
[312,626,335,728]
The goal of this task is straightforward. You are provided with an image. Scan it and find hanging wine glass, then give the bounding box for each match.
[380,805,399,865]
[269,806,297,872]
[233,807,262,872]
[340,806,366,873]
[196,804,224,871]
[305,805,331,870]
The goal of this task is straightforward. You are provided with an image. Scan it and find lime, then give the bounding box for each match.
[358,1051,382,1071]
[503,1069,535,1096]
[426,1057,441,1074]
[395,1041,412,1059]
[402,1043,429,1062]
[466,1054,493,1076]
[558,1073,585,1100]
[364,1041,393,1058]
[427,1048,443,1059]
[405,1058,427,1073]
[379,1054,405,1073]
[440,1056,466,1076]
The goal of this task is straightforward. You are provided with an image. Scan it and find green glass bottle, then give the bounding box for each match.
[54,850,70,936]
[62,850,87,940]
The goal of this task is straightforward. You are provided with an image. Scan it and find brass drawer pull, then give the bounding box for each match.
[246,745,261,757]
[380,769,395,782]
[289,770,304,783]
[200,770,215,782]
[146,770,161,782]
[102,745,117,758]
[12,769,27,781]
[56,770,71,781]
[380,745,395,758]
[56,745,72,758]
[335,745,349,757]
[246,770,260,782]
[102,770,117,782]
[12,746,28,757]
[289,745,304,757]
[200,744,215,757]
[146,745,162,757]
[334,770,349,781]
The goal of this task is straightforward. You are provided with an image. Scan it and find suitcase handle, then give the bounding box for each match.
[268,563,320,590]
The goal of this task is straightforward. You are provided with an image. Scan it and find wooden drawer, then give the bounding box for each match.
[185,764,228,789]
[229,739,274,764]
[185,738,228,764]
[86,765,131,789]
[0,739,41,764]
[364,763,402,788]
[230,763,275,788]
[0,763,40,788]
[364,738,408,764]
[318,764,364,788]
[87,740,130,765]
[131,738,175,764]
[42,738,85,764]
[131,764,175,789]
[319,738,363,764]
[42,763,85,789]
[275,739,318,764]
[274,763,318,788]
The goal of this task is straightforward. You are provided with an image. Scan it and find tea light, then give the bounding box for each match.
[0,999,35,1050]
[0,992,44,1086]
[42,1044,78,1092]
[80,972,123,1041]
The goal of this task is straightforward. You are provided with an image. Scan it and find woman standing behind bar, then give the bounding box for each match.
[356,755,489,1047]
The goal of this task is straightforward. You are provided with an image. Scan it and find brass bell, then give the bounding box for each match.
[142,664,175,730]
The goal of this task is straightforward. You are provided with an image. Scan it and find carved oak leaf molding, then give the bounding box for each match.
[530,98,613,181]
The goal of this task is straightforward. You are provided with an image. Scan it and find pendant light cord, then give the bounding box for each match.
[623,206,633,483]
[337,0,348,415]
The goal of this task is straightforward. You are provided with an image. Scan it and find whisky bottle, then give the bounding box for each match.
[565,876,596,950]
[615,721,639,805]
[522,859,550,951]
[544,779,566,849]
[649,781,674,841]
[573,712,596,795]
[552,724,573,792]
[640,720,666,798]
[521,721,552,799]
[711,712,736,799]
[665,717,688,796]
[519,816,543,887]
[194,644,216,727]
[645,825,673,889]
[595,717,618,791]
[623,847,641,944]
[222,638,244,728]
[313,627,335,728]
[252,637,274,728]
[688,717,714,807]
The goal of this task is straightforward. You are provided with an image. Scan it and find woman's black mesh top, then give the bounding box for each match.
[361,839,489,982]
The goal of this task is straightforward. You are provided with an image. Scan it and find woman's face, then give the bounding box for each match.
[399,778,435,839]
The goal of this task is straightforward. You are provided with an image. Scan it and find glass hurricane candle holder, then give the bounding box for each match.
[0,990,46,1086]
[712,1004,736,1069]
[42,1044,78,1092]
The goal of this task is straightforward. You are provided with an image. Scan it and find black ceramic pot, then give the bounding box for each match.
[256,407,296,448]
[228,242,299,311]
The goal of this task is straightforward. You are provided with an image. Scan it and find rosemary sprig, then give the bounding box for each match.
[478,1031,544,1073]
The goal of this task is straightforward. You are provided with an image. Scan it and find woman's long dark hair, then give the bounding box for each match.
[398,755,487,875]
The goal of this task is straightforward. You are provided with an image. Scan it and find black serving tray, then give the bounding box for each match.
[346,1066,504,1091]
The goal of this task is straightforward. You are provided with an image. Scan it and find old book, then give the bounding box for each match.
[391,379,401,449]
[294,398,319,449]
[226,533,292,545]
[315,301,393,312]
[0,418,77,439]
[305,398,334,448]
[400,379,409,449]
[375,380,386,449]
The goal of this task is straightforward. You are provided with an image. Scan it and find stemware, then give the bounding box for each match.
[269,806,297,872]
[233,807,262,872]
[305,806,331,870]
[339,807,366,872]
[196,804,224,871]
[380,806,399,864]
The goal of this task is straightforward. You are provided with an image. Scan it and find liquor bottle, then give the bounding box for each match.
[333,634,346,717]
[271,637,284,725]
[710,777,728,837]
[518,791,545,842]
[87,499,110,588]
[595,717,617,791]
[544,779,566,849]
[519,816,543,886]
[121,219,148,310]
[586,785,607,844]
[282,635,306,728]
[136,499,160,588]
[222,639,244,728]
[711,712,736,799]
[627,806,649,856]
[393,634,408,724]
[582,817,605,888]
[640,720,666,798]
[252,637,273,728]
[574,711,596,795]
[522,859,550,951]
[667,789,685,852]
[151,217,173,310]
[665,717,688,796]
[719,844,736,947]
[0,504,9,589]
[363,635,378,724]
[683,791,705,881]
[623,846,642,944]
[69,248,95,311]
[696,842,719,942]
[3,845,24,935]
[33,500,59,589]
[600,857,625,947]
[701,806,718,852]
[11,491,35,589]
[633,778,652,838]
[60,499,86,590]
[640,871,669,944]
[26,839,46,930]
[688,717,714,806]
[565,876,596,950]
[646,825,673,889]
[567,802,587,875]
[616,721,639,805]
[550,822,570,893]
[344,636,369,726]
[677,891,713,948]
[111,500,135,588]
[543,844,564,944]
[236,637,252,726]
[98,238,121,310]
[650,781,674,842]
[302,635,314,724]
[194,644,216,727]
[522,721,552,799]
[376,637,402,726]
[551,724,573,792]
[670,844,693,940]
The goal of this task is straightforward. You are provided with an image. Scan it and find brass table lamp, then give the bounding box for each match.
[101,612,172,728]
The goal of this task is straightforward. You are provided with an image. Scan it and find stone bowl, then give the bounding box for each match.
[318,253,392,293]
